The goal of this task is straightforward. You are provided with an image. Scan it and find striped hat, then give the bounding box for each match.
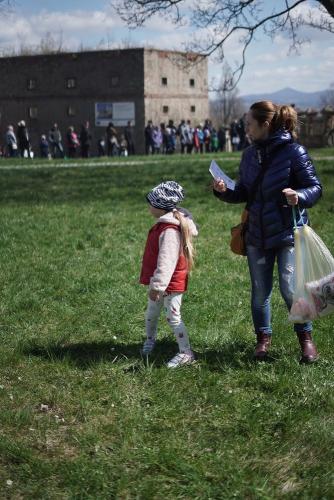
[146,181,184,211]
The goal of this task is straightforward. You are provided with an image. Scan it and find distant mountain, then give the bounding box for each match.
[240,87,328,110]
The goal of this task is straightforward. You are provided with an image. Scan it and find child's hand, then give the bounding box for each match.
[213,179,227,192]
[149,289,160,301]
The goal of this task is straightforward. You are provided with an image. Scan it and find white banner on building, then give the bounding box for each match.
[95,102,135,127]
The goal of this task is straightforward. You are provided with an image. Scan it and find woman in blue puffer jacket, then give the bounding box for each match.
[213,101,322,363]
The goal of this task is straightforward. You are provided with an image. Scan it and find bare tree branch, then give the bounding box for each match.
[113,0,184,26]
[112,0,334,89]
[0,0,13,10]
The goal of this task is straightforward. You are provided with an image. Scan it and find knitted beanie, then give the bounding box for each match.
[146,180,184,211]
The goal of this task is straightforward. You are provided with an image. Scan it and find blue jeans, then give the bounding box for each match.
[247,245,312,335]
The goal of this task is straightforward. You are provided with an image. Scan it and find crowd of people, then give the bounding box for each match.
[1,121,93,159]
[0,115,250,159]
[144,116,250,155]
[0,120,135,160]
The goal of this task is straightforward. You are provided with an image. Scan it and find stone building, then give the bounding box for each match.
[0,48,208,155]
[297,106,334,148]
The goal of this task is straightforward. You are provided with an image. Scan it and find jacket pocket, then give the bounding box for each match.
[278,203,293,228]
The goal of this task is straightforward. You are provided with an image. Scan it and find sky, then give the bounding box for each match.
[1,0,333,96]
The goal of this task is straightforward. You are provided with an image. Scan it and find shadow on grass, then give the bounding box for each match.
[23,337,278,371]
[22,338,178,370]
[199,341,278,372]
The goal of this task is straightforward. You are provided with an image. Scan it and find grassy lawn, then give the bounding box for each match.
[0,150,333,499]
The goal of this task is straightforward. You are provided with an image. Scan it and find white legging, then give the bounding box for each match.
[145,293,191,353]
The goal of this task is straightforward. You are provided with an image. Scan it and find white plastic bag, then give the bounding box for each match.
[289,208,334,323]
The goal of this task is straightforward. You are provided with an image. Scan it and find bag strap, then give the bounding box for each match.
[246,142,289,209]
[292,205,303,229]
[292,205,297,229]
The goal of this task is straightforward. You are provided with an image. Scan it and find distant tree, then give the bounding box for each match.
[0,32,66,57]
[320,82,334,107]
[39,31,64,54]
[210,63,246,126]
[114,0,334,89]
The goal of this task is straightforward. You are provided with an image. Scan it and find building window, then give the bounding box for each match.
[27,79,37,90]
[189,79,195,87]
[29,106,38,119]
[190,105,196,113]
[161,77,168,86]
[66,78,77,89]
[162,105,169,113]
[111,76,120,87]
[67,106,76,117]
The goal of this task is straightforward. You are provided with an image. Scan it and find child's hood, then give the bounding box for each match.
[157,208,198,236]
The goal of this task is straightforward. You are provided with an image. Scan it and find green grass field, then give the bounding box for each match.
[0,150,333,499]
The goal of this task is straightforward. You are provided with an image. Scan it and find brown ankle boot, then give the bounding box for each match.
[254,333,271,360]
[297,332,318,364]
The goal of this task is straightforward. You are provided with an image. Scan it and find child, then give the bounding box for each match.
[97,137,106,157]
[39,134,50,158]
[119,135,128,156]
[139,181,198,368]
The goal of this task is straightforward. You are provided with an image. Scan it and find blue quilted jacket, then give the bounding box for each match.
[214,130,322,249]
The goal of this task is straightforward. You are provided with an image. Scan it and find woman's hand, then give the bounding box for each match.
[213,179,227,193]
[282,188,299,206]
[149,289,160,301]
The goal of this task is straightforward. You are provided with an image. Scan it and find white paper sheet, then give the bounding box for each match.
[209,160,236,191]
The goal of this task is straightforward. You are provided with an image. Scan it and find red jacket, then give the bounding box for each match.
[140,222,188,293]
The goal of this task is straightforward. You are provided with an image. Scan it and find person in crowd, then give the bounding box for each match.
[66,126,79,158]
[230,119,240,151]
[119,135,128,156]
[140,181,198,367]
[152,125,163,154]
[210,128,219,153]
[225,127,232,152]
[186,120,194,154]
[237,114,247,150]
[178,119,193,154]
[203,119,212,153]
[124,120,135,155]
[194,125,204,153]
[160,123,168,154]
[213,101,322,364]
[17,120,31,158]
[217,126,226,152]
[39,134,50,158]
[106,122,119,157]
[166,120,177,154]
[144,120,154,154]
[5,125,18,157]
[97,137,106,157]
[193,126,199,153]
[48,123,64,158]
[178,119,188,154]
[79,121,92,158]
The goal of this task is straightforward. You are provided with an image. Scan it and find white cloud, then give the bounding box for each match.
[251,51,282,64]
[0,9,122,50]
[0,4,332,94]
[38,10,116,32]
[238,61,330,94]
